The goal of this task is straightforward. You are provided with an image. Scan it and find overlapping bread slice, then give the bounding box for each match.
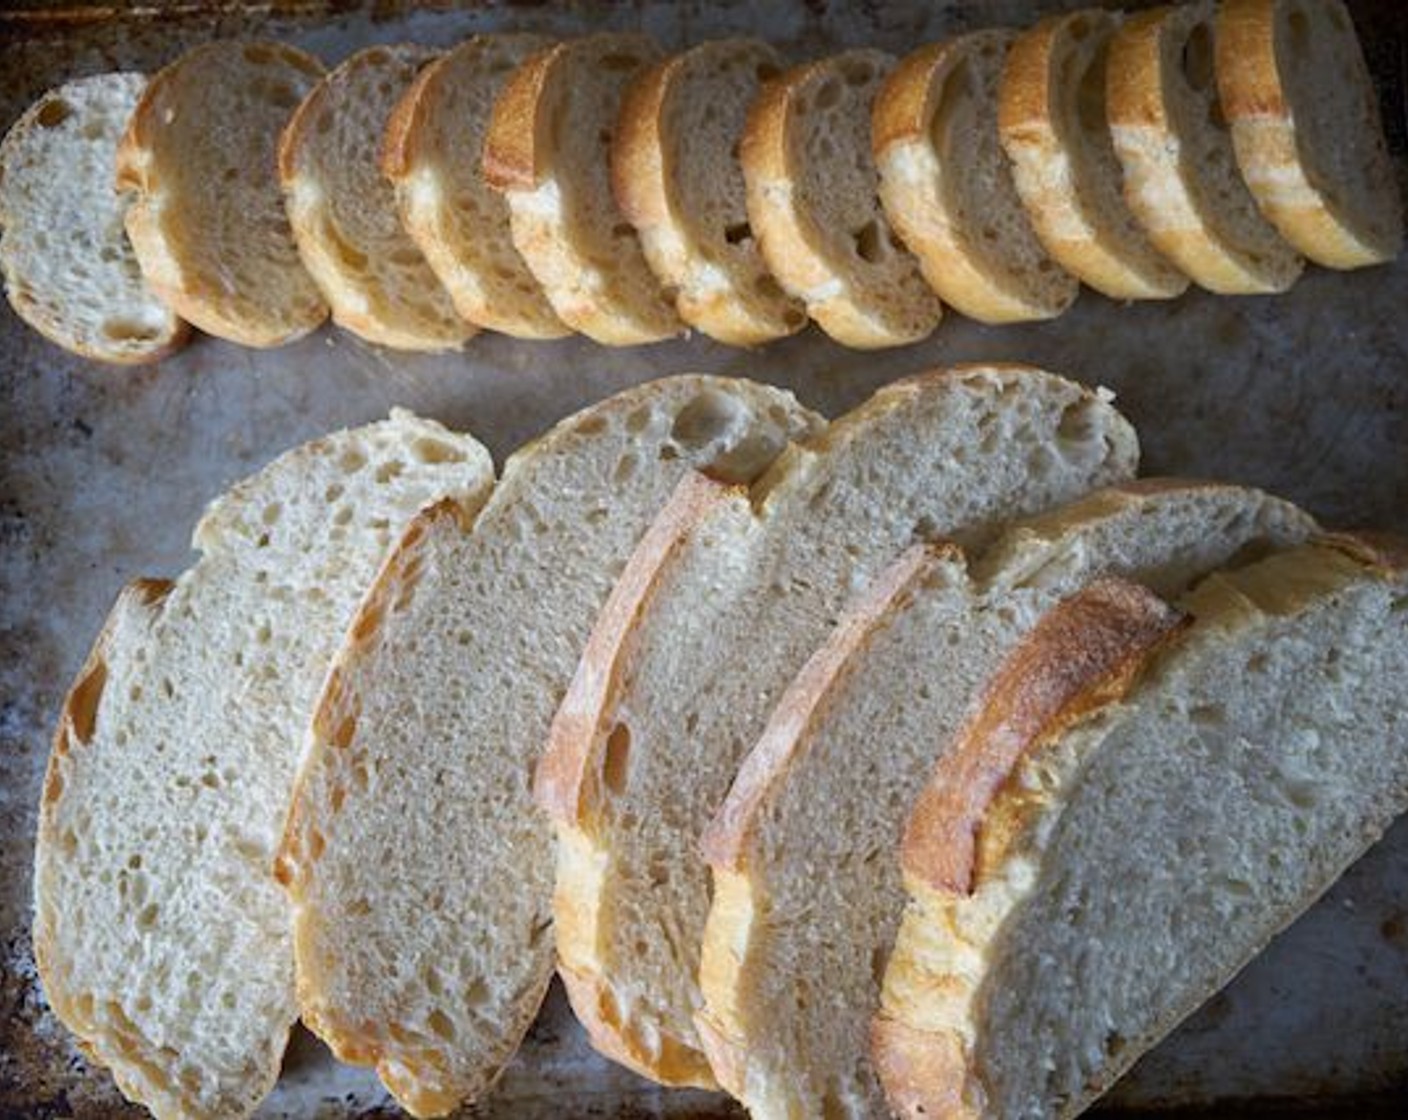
[116,41,329,347]
[696,481,1315,1119]
[279,44,471,351]
[613,39,806,346]
[1107,2,1304,294]
[536,365,1139,1088]
[276,377,820,1117]
[874,533,1408,1119]
[1215,0,1402,269]
[33,413,495,1119]
[483,34,683,345]
[0,73,188,363]
[874,33,1078,324]
[742,49,943,347]
[999,11,1189,301]
[382,34,567,340]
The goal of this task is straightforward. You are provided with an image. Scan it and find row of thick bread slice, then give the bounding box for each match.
[2,0,1401,363]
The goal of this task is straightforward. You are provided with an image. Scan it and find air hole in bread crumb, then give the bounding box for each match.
[339,447,367,473]
[36,99,72,128]
[725,222,751,245]
[410,437,463,464]
[1287,10,1311,58]
[375,459,405,484]
[599,53,639,73]
[1180,23,1215,93]
[427,1009,457,1041]
[614,454,639,483]
[813,78,842,112]
[1246,651,1270,673]
[603,723,631,796]
[136,904,159,930]
[1189,704,1225,726]
[854,220,887,264]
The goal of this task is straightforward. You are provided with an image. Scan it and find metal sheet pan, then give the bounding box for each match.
[1,1,1405,1115]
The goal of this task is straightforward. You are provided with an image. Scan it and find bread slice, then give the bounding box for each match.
[874,34,1078,324]
[116,41,329,347]
[696,481,1314,1118]
[279,44,472,352]
[483,35,683,345]
[1107,2,1304,294]
[32,413,495,1119]
[999,11,1190,301]
[381,34,567,340]
[0,73,188,364]
[613,39,806,346]
[742,50,943,347]
[276,377,820,1117]
[1215,0,1402,269]
[874,534,1408,1119]
[536,365,1139,1089]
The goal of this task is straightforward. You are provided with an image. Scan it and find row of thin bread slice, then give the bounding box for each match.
[35,363,1408,1120]
[1,0,1401,363]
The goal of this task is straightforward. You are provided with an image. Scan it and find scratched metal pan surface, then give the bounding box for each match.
[1,1,1405,1116]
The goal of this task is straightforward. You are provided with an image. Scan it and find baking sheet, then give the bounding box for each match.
[1,1,1406,1115]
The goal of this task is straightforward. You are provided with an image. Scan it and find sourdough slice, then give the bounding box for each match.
[0,73,188,364]
[279,45,472,352]
[999,12,1190,301]
[874,534,1408,1119]
[742,50,943,348]
[116,41,329,347]
[1215,0,1402,269]
[536,365,1139,1089]
[32,413,495,1120]
[276,377,820,1117]
[696,481,1314,1119]
[613,39,806,346]
[483,35,683,345]
[382,35,566,340]
[874,33,1078,324]
[1107,2,1304,294]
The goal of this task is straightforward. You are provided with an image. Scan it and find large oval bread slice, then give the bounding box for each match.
[874,33,1078,324]
[116,41,329,347]
[276,377,820,1117]
[536,365,1139,1089]
[696,481,1314,1119]
[742,50,944,348]
[1215,0,1402,269]
[0,73,188,364]
[999,11,1190,301]
[613,39,806,346]
[381,34,567,340]
[33,413,495,1119]
[875,535,1408,1119]
[483,35,683,345]
[279,44,473,352]
[1107,2,1304,294]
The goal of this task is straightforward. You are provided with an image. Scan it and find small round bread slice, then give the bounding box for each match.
[1107,2,1304,294]
[999,11,1190,301]
[0,73,188,364]
[1215,0,1402,269]
[116,41,329,348]
[280,44,473,352]
[381,34,568,340]
[874,32,1078,324]
[743,49,943,348]
[613,39,806,346]
[695,481,1314,1119]
[875,534,1408,1119]
[483,35,683,345]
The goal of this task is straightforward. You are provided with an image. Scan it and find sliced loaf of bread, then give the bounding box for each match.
[697,481,1314,1118]
[613,39,806,346]
[1107,2,1304,294]
[536,365,1139,1088]
[742,50,944,347]
[381,34,568,340]
[1215,0,1402,269]
[483,35,683,345]
[279,44,472,351]
[116,41,329,347]
[276,377,820,1117]
[1000,11,1190,301]
[874,33,1078,324]
[0,73,188,364]
[33,413,495,1119]
[875,535,1408,1119]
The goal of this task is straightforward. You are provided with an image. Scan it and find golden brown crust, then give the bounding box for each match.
[482,43,559,191]
[610,54,675,234]
[870,1014,983,1120]
[1316,530,1408,575]
[901,578,1187,894]
[1214,0,1287,120]
[379,44,441,181]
